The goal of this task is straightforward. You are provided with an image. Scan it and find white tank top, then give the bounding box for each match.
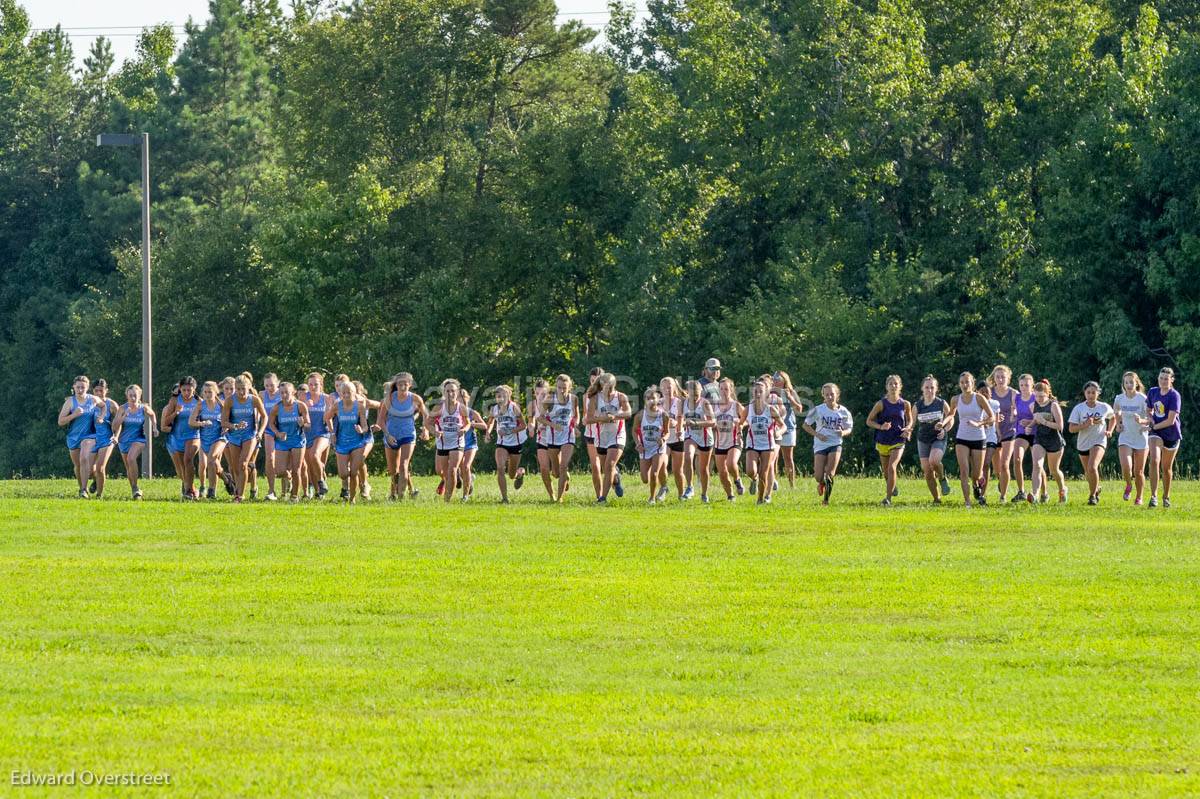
[955,393,987,442]
[435,402,467,450]
[683,397,712,446]
[493,401,521,447]
[594,393,622,438]
[746,401,775,449]
[639,409,664,449]
[547,394,576,445]
[664,396,683,443]
[713,401,739,450]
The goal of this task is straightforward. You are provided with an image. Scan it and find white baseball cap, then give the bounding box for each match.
[704,358,722,370]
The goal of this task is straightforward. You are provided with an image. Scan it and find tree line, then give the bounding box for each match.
[2,0,1198,476]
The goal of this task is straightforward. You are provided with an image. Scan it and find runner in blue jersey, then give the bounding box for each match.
[162,376,201,500]
[85,379,120,498]
[112,383,158,499]
[376,372,429,501]
[190,380,234,499]
[302,372,334,499]
[222,375,267,502]
[269,381,311,502]
[258,373,283,501]
[57,375,98,499]
[327,380,370,503]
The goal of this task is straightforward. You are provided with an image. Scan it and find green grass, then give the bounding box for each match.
[1,475,1197,797]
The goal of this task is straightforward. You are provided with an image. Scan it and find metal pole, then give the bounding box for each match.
[141,133,153,479]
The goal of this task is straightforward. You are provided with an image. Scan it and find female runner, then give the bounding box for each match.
[426,379,470,503]
[326,379,370,503]
[222,375,267,502]
[111,384,157,499]
[680,379,715,502]
[456,389,488,501]
[352,380,379,500]
[1146,367,1182,508]
[802,383,854,505]
[634,387,672,504]
[742,379,784,504]
[539,374,578,502]
[1112,371,1149,504]
[582,367,604,500]
[1026,379,1067,503]
[586,372,632,503]
[1011,373,1038,502]
[712,378,744,501]
[988,366,1019,502]
[528,378,559,500]
[913,375,953,502]
[947,372,993,508]
[88,379,119,498]
[659,377,687,501]
[162,377,201,500]
[190,380,232,499]
[487,384,526,503]
[377,372,428,501]
[865,375,913,506]
[1068,381,1115,505]
[269,381,311,501]
[302,373,333,498]
[58,376,97,499]
[259,373,282,500]
[771,371,806,489]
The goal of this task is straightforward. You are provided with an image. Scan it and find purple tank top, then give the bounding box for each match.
[993,388,1018,439]
[1015,393,1037,436]
[874,397,906,445]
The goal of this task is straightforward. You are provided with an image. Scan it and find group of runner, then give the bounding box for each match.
[56,359,1183,508]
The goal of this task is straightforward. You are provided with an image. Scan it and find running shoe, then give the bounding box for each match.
[133,489,143,500]
[763,496,772,504]
[436,478,445,496]
[1149,496,1158,507]
[514,468,525,490]
[222,472,235,495]
[1123,485,1132,501]
[266,492,278,502]
[932,498,942,505]
[78,490,89,500]
[596,496,607,505]
[772,479,778,492]
[817,481,825,497]
[682,485,694,500]
[88,479,97,495]
[1058,488,1068,503]
[655,486,669,502]
[613,475,625,498]
[880,498,891,507]
[1163,497,1172,509]
[1087,495,1097,505]
[362,484,372,500]
[206,487,216,500]
[340,486,349,500]
[317,480,329,498]
[409,485,420,499]
[1011,491,1025,503]
[701,494,710,504]
[727,494,735,502]
[1026,493,1035,505]
[748,479,757,496]
[735,479,745,496]
[940,477,952,496]
[647,498,656,506]
[823,475,834,502]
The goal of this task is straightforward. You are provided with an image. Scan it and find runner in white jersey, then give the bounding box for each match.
[487,384,526,503]
[771,371,806,490]
[948,372,994,508]
[426,379,469,503]
[680,379,716,502]
[802,383,854,505]
[1112,370,1149,504]
[659,376,687,501]
[742,379,784,504]
[1067,381,1116,505]
[711,378,745,501]
[635,387,673,504]
[528,379,559,500]
[538,374,577,502]
[584,372,631,503]
[582,367,606,501]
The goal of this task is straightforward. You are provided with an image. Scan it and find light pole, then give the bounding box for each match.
[97,132,153,478]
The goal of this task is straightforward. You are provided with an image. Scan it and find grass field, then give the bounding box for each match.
[1,475,1197,797]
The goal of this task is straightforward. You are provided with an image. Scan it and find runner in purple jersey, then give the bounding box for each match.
[865,374,913,506]
[1012,373,1040,502]
[1146,367,1182,508]
[987,365,1020,502]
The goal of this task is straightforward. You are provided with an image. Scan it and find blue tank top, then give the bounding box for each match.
[386,392,416,439]
[118,403,147,448]
[336,400,366,449]
[229,395,258,439]
[66,395,97,447]
[305,392,328,437]
[198,400,224,448]
[276,401,305,442]
[874,396,906,445]
[172,397,200,441]
[92,399,115,444]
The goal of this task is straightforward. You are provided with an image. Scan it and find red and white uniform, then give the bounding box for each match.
[592,392,626,449]
[683,397,713,447]
[545,394,577,447]
[664,396,683,446]
[713,401,740,451]
[637,409,666,460]
[434,402,467,451]
[745,400,777,452]
[492,401,523,448]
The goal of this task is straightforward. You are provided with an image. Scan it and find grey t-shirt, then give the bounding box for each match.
[1069,401,1114,451]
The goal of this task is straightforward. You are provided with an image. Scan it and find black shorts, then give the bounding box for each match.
[667,441,685,453]
[986,441,998,450]
[499,444,523,456]
[1150,436,1181,451]
[436,447,463,457]
[1036,438,1063,453]
[957,439,985,451]
[1017,433,1035,445]
[715,446,737,456]
[690,444,713,453]
[1000,433,1017,442]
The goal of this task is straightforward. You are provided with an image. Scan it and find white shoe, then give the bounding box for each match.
[682,486,694,500]
[265,492,278,502]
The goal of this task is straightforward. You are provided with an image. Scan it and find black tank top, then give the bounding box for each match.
[914,397,946,444]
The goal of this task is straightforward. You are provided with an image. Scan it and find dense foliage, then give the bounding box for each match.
[2,0,1198,475]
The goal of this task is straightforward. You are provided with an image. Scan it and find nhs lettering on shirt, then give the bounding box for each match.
[818,410,848,430]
